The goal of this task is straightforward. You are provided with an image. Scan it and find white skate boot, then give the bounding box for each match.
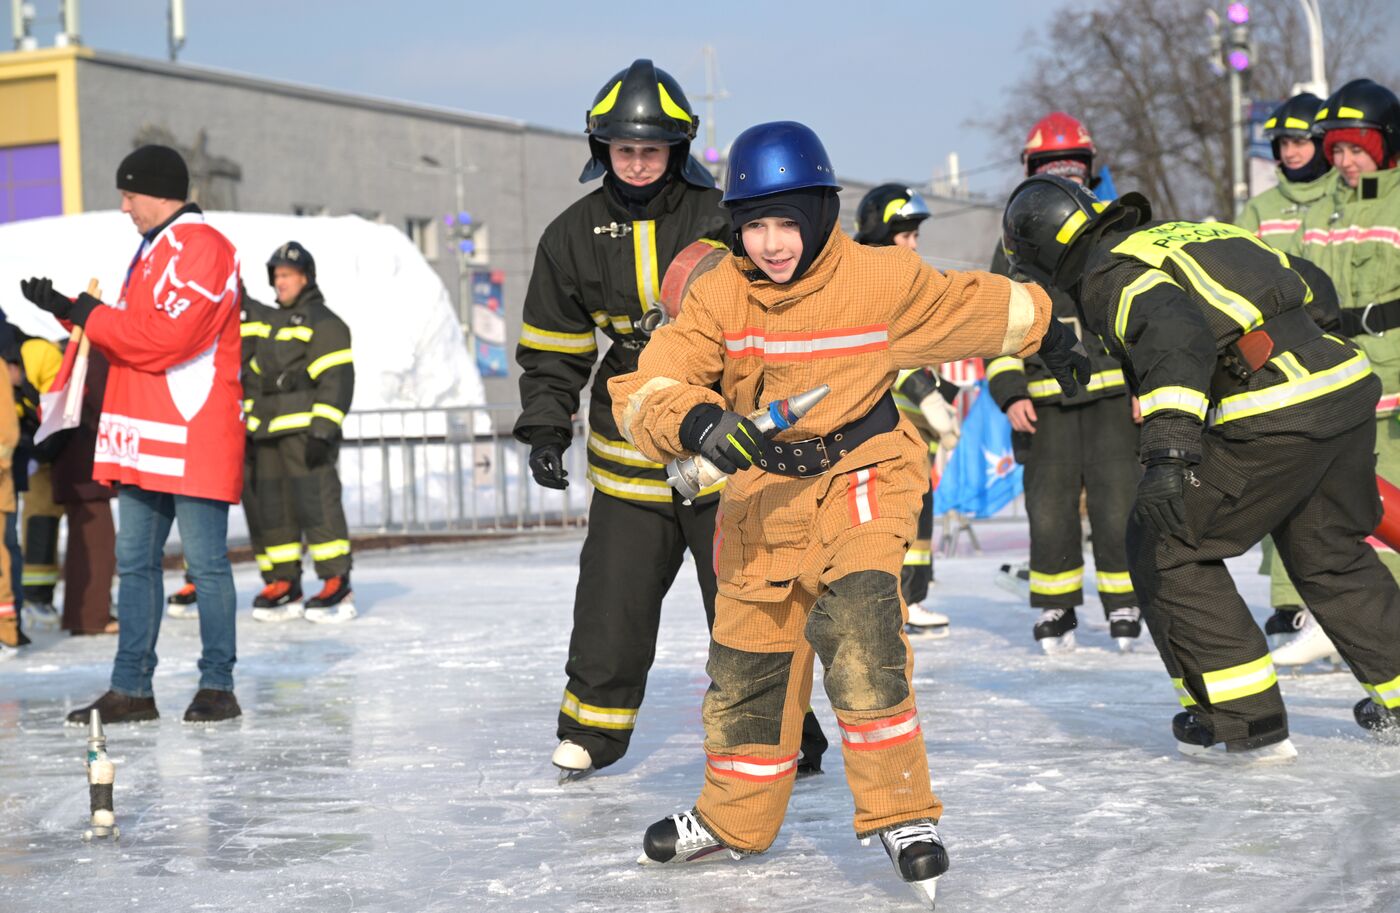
[905,603,950,639]
[551,739,595,784]
[1271,612,1342,669]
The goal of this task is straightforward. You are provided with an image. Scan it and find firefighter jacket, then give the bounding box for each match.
[1237,167,1332,256]
[1299,167,1400,412]
[610,227,1052,604]
[241,286,354,443]
[985,243,1127,409]
[513,175,728,510]
[1078,218,1377,466]
[84,206,244,504]
[891,367,956,445]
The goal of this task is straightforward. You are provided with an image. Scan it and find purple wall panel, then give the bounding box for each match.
[1,143,63,223]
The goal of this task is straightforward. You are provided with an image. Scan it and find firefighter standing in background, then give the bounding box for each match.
[514,60,829,782]
[988,113,1142,652]
[14,330,63,629]
[853,183,960,638]
[241,242,356,623]
[1002,174,1400,757]
[1236,93,1332,647]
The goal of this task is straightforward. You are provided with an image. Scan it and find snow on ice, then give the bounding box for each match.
[2,526,1398,912]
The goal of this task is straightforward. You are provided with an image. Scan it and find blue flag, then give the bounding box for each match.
[1094,165,1118,202]
[933,381,1022,519]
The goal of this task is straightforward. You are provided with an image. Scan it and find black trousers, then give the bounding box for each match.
[1024,396,1140,612]
[1128,421,1400,746]
[900,487,934,606]
[246,435,352,581]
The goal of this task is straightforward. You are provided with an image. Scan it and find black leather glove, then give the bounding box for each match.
[1038,317,1092,397]
[528,442,569,490]
[19,277,100,326]
[304,436,333,469]
[1135,459,1189,539]
[679,403,761,475]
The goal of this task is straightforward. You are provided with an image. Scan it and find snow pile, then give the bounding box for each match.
[0,210,484,412]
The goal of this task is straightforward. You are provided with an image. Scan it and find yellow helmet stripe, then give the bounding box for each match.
[882,198,910,223]
[1055,209,1089,245]
[1283,116,1311,130]
[590,80,623,118]
[1338,105,1366,119]
[656,82,692,122]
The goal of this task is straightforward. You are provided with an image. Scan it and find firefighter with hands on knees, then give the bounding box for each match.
[22,144,246,723]
[853,183,959,638]
[1235,92,1332,649]
[986,112,1143,653]
[240,242,356,624]
[512,59,831,783]
[1002,173,1400,760]
[1282,78,1400,665]
[612,120,1083,906]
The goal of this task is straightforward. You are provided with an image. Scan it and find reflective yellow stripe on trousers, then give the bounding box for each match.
[1202,655,1278,704]
[1029,567,1083,596]
[561,689,638,730]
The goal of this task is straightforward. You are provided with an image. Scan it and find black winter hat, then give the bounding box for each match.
[116,144,190,201]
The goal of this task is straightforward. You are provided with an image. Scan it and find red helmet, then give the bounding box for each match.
[1022,112,1096,178]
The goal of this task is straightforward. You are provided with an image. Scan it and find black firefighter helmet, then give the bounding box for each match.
[854,183,932,246]
[1313,78,1400,165]
[1263,92,1324,161]
[267,240,316,286]
[578,58,715,189]
[1001,174,1149,289]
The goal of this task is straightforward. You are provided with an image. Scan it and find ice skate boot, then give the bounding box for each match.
[250,580,304,623]
[21,600,59,631]
[1271,612,1342,669]
[303,575,356,623]
[1108,606,1141,653]
[1264,605,1306,650]
[639,809,741,865]
[906,603,951,639]
[863,820,948,909]
[995,561,1030,598]
[165,582,199,620]
[1172,711,1297,763]
[1033,607,1077,653]
[0,641,16,661]
[796,710,828,779]
[551,739,595,783]
[1354,698,1400,738]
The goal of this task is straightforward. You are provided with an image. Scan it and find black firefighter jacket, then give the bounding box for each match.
[241,286,355,443]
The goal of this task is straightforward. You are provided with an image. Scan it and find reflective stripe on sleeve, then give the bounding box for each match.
[267,413,314,433]
[1139,386,1208,420]
[1171,677,1198,707]
[1115,271,1180,344]
[520,323,597,355]
[311,403,346,425]
[241,321,271,338]
[986,356,1025,379]
[1027,369,1126,399]
[307,348,354,380]
[276,325,314,342]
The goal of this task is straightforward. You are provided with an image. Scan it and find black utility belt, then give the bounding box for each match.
[1211,307,1324,399]
[1339,299,1400,337]
[755,392,898,479]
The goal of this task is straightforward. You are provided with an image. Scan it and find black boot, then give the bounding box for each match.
[1354,698,1400,734]
[183,689,242,723]
[66,690,159,725]
[796,709,828,778]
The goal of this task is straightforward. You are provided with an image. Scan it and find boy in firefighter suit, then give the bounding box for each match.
[516,60,831,782]
[1236,92,1332,647]
[853,184,959,638]
[15,331,65,629]
[613,121,1082,905]
[241,242,356,623]
[988,112,1142,652]
[1003,174,1400,758]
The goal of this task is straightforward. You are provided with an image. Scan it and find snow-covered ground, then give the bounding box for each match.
[2,528,1398,913]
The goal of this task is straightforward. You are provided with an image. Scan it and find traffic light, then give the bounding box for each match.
[444,211,489,266]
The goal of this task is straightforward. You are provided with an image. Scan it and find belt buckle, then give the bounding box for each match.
[811,438,831,476]
[1362,301,1386,337]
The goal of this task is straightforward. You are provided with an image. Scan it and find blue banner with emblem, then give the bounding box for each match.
[933,380,1022,518]
[471,269,509,378]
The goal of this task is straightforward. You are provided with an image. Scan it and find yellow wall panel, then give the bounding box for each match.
[0,77,58,146]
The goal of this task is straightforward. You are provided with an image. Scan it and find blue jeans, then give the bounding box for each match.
[111,488,238,696]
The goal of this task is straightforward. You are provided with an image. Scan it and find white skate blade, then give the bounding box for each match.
[908,875,939,910]
[1039,630,1076,654]
[1177,737,1298,765]
[304,601,357,624]
[637,846,741,865]
[251,601,304,623]
[906,623,951,640]
[556,764,596,784]
[165,604,199,620]
[994,573,1030,599]
[1115,637,1135,654]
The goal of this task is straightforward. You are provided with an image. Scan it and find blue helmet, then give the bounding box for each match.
[723,121,841,205]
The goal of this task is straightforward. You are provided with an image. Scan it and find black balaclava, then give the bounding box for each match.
[601,140,683,216]
[1281,139,1331,183]
[729,187,841,284]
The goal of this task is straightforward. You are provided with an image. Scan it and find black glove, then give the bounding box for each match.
[1134,459,1189,539]
[679,403,761,475]
[19,277,100,326]
[1038,317,1092,397]
[304,436,333,469]
[528,442,568,490]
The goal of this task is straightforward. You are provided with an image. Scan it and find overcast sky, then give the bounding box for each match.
[40,0,1063,199]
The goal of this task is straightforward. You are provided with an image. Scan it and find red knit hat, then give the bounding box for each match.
[1323,127,1391,169]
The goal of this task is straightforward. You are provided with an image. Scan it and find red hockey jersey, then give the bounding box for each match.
[84,208,245,503]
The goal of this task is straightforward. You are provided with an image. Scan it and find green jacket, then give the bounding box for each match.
[1299,167,1400,404]
[1236,167,1332,257]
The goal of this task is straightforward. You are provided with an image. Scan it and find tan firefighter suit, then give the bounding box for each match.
[611,227,1051,852]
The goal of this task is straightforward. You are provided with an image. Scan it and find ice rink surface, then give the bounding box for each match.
[2,527,1398,913]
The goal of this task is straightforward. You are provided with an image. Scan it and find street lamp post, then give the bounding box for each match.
[1294,0,1328,97]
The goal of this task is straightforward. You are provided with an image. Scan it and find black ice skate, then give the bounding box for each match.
[1033,607,1077,653]
[166,581,199,620]
[1172,711,1297,763]
[638,810,740,865]
[1354,698,1400,737]
[796,710,828,779]
[864,820,948,909]
[303,575,357,624]
[551,739,595,784]
[994,561,1029,598]
[251,579,304,623]
[1264,605,1305,649]
[1107,606,1141,653]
